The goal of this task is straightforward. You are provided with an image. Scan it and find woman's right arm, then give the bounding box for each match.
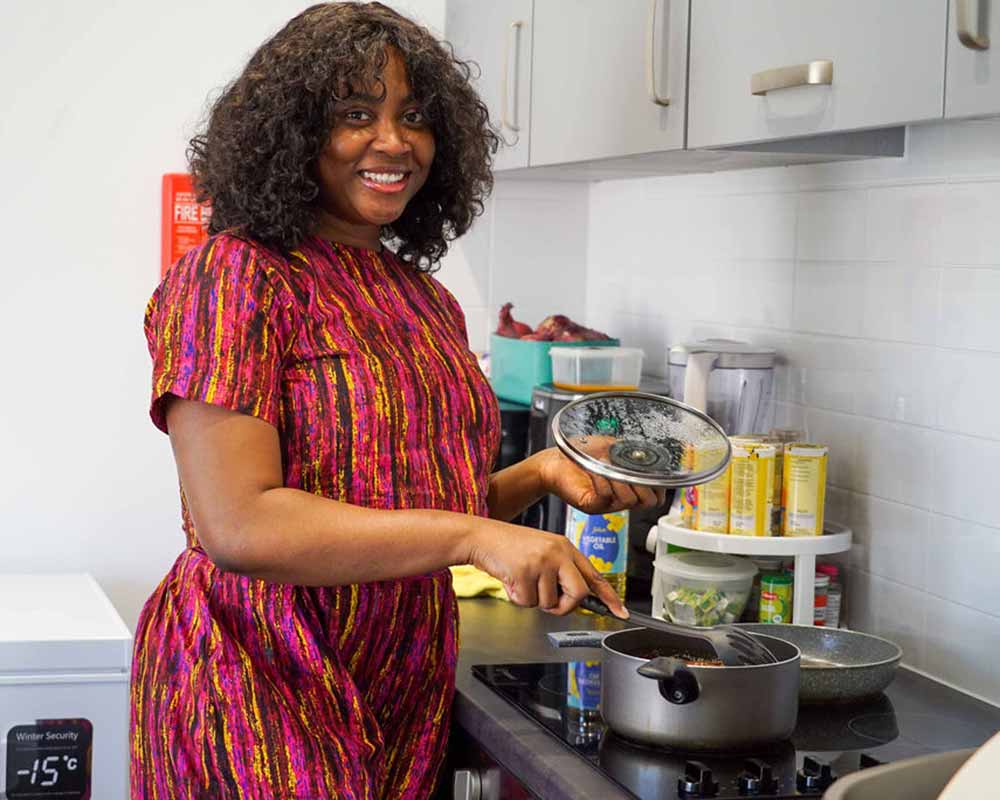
[167,397,627,618]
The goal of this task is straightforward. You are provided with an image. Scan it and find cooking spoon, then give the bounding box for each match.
[579,595,778,667]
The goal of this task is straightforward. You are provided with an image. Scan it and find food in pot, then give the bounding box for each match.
[629,647,723,667]
[664,586,744,627]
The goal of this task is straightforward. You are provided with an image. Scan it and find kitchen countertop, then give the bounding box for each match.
[455,598,633,800]
[454,598,1000,800]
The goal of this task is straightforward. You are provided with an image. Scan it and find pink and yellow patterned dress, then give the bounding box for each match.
[132,232,500,799]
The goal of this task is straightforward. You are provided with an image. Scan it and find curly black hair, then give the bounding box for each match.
[188,2,499,270]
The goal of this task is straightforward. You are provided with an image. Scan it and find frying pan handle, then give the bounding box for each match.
[636,656,700,705]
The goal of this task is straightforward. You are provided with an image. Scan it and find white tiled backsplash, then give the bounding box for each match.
[439,117,1000,705]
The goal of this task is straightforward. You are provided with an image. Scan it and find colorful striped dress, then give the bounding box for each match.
[132,233,500,799]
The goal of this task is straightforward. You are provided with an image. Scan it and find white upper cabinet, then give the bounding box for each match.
[446,0,533,170]
[528,0,689,166]
[688,0,948,149]
[946,0,1000,118]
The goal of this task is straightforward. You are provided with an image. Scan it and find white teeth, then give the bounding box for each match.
[362,171,405,184]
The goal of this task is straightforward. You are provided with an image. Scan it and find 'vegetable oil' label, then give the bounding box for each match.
[566,509,629,575]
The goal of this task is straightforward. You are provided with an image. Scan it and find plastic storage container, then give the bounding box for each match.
[550,346,644,392]
[490,334,620,405]
[652,551,758,626]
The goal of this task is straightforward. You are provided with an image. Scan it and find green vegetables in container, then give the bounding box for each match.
[654,551,758,627]
[665,586,742,627]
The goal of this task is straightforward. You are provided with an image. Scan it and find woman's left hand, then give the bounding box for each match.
[535,447,666,515]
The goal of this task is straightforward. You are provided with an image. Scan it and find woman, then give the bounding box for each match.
[134,3,663,798]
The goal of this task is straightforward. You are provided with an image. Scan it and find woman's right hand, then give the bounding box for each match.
[463,519,629,619]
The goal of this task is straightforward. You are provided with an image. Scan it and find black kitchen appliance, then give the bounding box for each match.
[495,398,531,472]
[472,661,1000,799]
[524,378,672,601]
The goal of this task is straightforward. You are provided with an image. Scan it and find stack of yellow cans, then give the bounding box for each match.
[681,432,829,538]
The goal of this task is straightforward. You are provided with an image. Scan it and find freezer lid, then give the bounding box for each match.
[0,573,132,675]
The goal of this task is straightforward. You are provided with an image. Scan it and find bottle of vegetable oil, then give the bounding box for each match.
[565,507,629,603]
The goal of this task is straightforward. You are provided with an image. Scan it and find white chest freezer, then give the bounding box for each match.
[0,574,131,800]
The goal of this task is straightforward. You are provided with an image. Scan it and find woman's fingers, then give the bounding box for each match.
[589,474,616,509]
[537,569,559,611]
[608,477,640,509]
[633,483,660,509]
[548,561,590,616]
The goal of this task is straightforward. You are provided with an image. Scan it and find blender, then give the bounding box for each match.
[667,339,777,435]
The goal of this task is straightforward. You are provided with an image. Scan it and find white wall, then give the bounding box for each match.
[0,0,445,631]
[438,179,591,353]
[579,118,1000,705]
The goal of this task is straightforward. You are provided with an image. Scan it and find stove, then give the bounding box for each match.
[473,661,1000,799]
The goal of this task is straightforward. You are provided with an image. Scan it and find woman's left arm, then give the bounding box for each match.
[486,448,665,521]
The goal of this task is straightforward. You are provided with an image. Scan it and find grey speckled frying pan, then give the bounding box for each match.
[738,624,902,704]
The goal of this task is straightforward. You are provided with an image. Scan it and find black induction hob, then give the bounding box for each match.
[473,661,1000,799]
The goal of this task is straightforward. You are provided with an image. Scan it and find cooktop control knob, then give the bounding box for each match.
[796,756,835,794]
[678,760,719,797]
[737,758,777,795]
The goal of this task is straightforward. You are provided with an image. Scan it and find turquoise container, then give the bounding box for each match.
[489,334,620,405]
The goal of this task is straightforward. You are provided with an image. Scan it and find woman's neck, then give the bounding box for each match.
[312,212,382,250]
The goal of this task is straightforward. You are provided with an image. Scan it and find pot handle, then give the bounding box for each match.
[546,630,610,648]
[636,656,700,705]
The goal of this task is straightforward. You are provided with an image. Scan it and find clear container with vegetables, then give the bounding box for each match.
[653,551,758,627]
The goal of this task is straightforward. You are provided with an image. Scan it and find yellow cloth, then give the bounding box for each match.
[449,565,509,600]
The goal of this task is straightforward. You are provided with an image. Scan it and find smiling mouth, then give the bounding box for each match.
[359,169,412,194]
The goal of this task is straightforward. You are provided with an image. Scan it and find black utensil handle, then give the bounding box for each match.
[636,656,700,705]
[579,595,614,617]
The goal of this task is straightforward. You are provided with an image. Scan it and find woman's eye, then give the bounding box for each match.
[344,110,372,122]
[404,109,426,125]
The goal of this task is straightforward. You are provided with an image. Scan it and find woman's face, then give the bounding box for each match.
[315,47,436,246]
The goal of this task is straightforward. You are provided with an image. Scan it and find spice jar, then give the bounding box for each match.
[812,573,830,626]
[817,563,842,628]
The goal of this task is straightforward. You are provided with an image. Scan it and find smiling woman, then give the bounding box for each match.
[188,1,496,268]
[134,3,659,799]
[314,51,437,246]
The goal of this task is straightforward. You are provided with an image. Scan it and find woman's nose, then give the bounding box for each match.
[372,118,411,157]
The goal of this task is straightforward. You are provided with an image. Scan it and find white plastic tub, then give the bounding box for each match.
[653,551,757,626]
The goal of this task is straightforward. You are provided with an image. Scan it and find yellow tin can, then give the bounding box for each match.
[728,441,775,536]
[732,434,783,534]
[680,442,731,533]
[782,443,829,536]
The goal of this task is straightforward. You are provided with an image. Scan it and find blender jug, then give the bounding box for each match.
[668,339,777,435]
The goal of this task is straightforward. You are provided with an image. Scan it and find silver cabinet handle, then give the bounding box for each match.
[751,60,833,96]
[957,0,990,50]
[500,20,524,131]
[646,0,670,106]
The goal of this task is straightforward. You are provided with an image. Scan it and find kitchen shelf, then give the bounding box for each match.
[650,514,852,626]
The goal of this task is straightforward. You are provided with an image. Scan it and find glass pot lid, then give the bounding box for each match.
[551,391,731,488]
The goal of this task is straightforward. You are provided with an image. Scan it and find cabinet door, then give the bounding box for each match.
[528,0,688,166]
[946,0,1000,118]
[446,0,533,171]
[688,0,947,149]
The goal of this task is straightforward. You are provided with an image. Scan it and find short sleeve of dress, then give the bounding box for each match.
[144,234,298,434]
